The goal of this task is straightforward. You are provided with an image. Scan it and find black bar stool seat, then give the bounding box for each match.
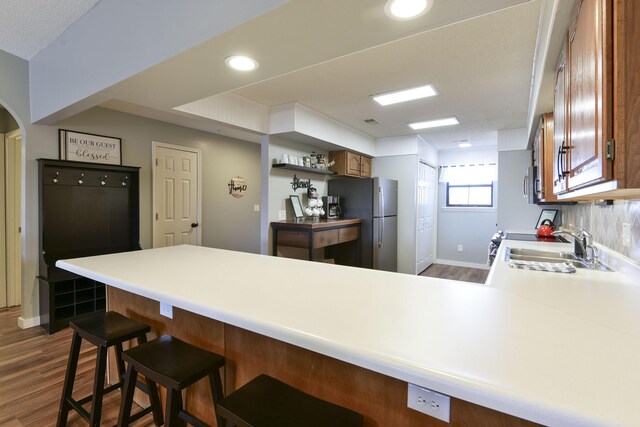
[57,311,163,427]
[118,335,226,427]
[217,374,363,427]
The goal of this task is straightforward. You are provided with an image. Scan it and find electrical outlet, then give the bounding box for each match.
[407,383,450,422]
[254,204,260,212]
[457,245,463,252]
[278,209,286,220]
[622,223,631,247]
[160,302,173,319]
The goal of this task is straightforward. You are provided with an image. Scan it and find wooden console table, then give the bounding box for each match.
[271,219,362,264]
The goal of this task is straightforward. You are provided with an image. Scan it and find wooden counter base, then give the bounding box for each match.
[108,287,540,427]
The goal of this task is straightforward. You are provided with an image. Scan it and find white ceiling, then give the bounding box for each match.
[0,0,544,151]
[0,0,100,60]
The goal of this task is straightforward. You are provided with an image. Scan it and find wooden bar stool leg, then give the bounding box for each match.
[165,388,185,427]
[208,371,225,427]
[117,364,138,427]
[114,343,127,384]
[57,332,82,427]
[146,378,164,425]
[89,345,108,427]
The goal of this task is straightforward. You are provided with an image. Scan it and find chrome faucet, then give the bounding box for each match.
[552,225,598,267]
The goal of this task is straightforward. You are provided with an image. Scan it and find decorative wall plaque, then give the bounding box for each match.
[59,129,122,165]
[228,176,247,198]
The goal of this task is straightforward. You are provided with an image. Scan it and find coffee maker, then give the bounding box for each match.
[322,196,341,219]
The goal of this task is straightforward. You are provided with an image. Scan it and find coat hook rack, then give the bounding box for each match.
[290,174,311,191]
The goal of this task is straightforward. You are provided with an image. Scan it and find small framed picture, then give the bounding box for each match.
[290,195,304,219]
[536,209,558,228]
[59,129,122,165]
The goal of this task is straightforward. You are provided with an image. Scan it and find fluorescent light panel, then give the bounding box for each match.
[373,84,437,106]
[409,117,459,130]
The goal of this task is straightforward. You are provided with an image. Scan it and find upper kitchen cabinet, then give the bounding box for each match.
[329,150,372,178]
[553,37,569,195]
[533,112,558,202]
[556,0,640,199]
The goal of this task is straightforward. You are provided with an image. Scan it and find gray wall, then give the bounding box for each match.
[436,182,497,266]
[496,150,542,231]
[58,107,262,253]
[436,148,498,267]
[0,49,54,326]
[0,108,19,133]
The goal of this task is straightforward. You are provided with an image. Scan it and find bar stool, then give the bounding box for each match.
[117,335,226,427]
[57,311,163,427]
[217,374,363,427]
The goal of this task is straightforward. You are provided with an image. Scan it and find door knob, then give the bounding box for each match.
[191,222,199,228]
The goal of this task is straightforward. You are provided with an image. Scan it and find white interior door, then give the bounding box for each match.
[152,142,202,248]
[5,130,21,307]
[416,162,436,273]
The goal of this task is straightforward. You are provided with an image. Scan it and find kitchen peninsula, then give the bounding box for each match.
[57,244,640,427]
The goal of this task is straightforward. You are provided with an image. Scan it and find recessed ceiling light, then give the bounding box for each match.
[409,117,459,130]
[459,142,472,148]
[385,0,433,20]
[373,84,437,106]
[225,55,259,71]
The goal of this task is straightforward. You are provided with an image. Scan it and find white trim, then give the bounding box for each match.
[435,258,491,271]
[441,207,496,212]
[151,141,203,248]
[18,315,40,329]
[5,129,22,307]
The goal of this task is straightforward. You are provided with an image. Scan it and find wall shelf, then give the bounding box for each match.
[272,163,335,175]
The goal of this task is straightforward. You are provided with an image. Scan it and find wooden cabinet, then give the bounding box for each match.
[38,159,141,333]
[533,113,558,202]
[553,38,569,195]
[271,219,362,264]
[39,277,106,334]
[566,0,613,190]
[555,0,640,199]
[329,150,372,177]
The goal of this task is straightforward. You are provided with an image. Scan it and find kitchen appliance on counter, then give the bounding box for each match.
[328,177,397,272]
[322,195,342,219]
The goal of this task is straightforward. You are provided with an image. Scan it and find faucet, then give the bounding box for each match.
[552,225,598,267]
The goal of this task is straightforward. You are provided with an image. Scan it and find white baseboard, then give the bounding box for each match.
[18,316,40,329]
[435,258,491,270]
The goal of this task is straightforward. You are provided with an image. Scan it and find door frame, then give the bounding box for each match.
[151,141,203,248]
[0,129,22,308]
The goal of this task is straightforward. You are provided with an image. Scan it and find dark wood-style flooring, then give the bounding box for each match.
[0,306,154,426]
[419,263,489,284]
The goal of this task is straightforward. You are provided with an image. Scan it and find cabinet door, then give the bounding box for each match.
[553,40,569,195]
[360,156,372,177]
[541,113,557,202]
[567,0,613,189]
[533,122,543,201]
[346,152,361,176]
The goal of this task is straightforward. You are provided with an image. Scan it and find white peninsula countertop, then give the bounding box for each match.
[57,243,640,427]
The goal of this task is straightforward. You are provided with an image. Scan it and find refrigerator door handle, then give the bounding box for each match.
[378,186,384,248]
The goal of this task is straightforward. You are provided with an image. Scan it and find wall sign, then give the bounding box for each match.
[228,176,247,198]
[59,129,122,165]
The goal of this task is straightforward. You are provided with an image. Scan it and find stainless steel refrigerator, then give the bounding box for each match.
[328,177,397,272]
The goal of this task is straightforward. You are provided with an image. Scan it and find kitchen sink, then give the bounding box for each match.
[508,248,577,260]
[505,247,614,271]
